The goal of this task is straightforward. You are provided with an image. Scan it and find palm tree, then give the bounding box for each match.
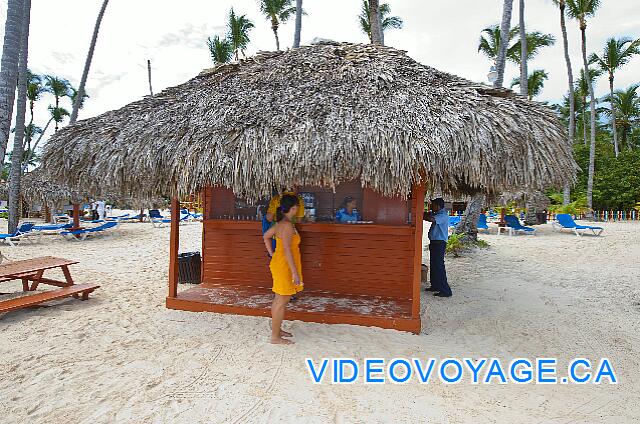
[293,0,303,48]
[511,69,549,100]
[259,0,296,51]
[8,0,31,233]
[47,105,70,133]
[552,0,576,205]
[477,25,519,62]
[227,8,254,61]
[566,0,601,213]
[207,36,233,65]
[69,86,89,110]
[478,25,555,65]
[575,67,602,146]
[358,1,403,45]
[44,75,70,130]
[367,0,381,45]
[589,37,640,156]
[70,0,109,125]
[518,0,528,97]
[26,70,43,127]
[0,0,25,167]
[509,30,556,64]
[22,123,41,169]
[494,0,514,88]
[604,85,640,152]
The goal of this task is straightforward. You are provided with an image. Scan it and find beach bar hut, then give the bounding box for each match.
[41,42,575,333]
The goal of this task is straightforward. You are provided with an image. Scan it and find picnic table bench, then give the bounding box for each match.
[0,256,99,314]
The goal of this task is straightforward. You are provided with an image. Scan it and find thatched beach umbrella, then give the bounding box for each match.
[41,41,576,199]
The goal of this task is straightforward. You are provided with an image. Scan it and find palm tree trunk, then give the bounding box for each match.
[368,0,382,45]
[495,0,514,88]
[377,10,384,45]
[70,0,109,125]
[581,23,597,215]
[582,94,587,146]
[559,0,574,205]
[0,0,24,168]
[271,17,280,51]
[31,115,53,152]
[8,0,30,233]
[455,193,485,242]
[518,0,528,97]
[293,0,302,48]
[609,74,619,157]
[147,59,153,95]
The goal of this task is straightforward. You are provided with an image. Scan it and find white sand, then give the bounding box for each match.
[1,216,639,423]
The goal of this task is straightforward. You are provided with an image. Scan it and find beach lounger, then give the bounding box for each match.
[148,209,166,220]
[499,215,536,236]
[60,221,118,240]
[33,223,72,236]
[105,213,130,221]
[0,223,38,246]
[477,213,490,232]
[448,216,461,232]
[552,214,604,236]
[52,213,71,224]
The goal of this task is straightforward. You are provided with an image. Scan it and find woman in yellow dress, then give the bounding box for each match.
[262,194,303,345]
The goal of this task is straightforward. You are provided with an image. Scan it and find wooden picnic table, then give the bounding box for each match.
[0,256,78,292]
[0,256,99,314]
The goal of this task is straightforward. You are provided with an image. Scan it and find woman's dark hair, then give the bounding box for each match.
[340,196,355,210]
[276,194,298,222]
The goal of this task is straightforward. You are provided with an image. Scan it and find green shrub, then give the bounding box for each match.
[0,212,7,219]
[446,233,465,257]
[476,239,490,248]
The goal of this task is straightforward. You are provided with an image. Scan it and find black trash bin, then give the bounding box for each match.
[178,252,201,284]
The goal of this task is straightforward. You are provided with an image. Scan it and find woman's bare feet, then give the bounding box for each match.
[280,330,293,338]
[271,336,294,345]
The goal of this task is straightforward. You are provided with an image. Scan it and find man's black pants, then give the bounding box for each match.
[429,240,451,296]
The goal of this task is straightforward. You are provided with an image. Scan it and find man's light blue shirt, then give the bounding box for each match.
[428,209,449,241]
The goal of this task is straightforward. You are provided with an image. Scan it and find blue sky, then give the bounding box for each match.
[1,0,639,149]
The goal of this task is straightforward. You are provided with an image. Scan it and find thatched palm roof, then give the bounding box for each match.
[2,168,166,208]
[41,41,575,200]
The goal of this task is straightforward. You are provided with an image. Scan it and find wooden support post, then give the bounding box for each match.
[168,197,180,298]
[498,207,506,227]
[72,203,80,230]
[44,204,51,223]
[411,184,426,326]
[139,208,144,222]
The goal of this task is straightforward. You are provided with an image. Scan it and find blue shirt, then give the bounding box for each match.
[428,209,449,241]
[335,208,361,223]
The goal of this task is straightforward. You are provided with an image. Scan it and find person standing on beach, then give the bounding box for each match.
[423,198,452,297]
[96,200,106,220]
[263,194,304,344]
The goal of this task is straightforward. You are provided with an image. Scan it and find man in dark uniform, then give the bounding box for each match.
[423,198,452,297]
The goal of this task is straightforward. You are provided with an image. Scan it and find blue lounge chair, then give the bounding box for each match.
[33,223,72,231]
[0,223,37,246]
[148,209,166,220]
[500,215,536,236]
[105,213,130,221]
[552,214,604,236]
[477,213,489,232]
[61,221,119,240]
[448,216,461,232]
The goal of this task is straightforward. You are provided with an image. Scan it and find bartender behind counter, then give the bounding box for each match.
[335,196,361,223]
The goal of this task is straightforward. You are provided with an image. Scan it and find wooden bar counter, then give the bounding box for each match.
[167,183,425,333]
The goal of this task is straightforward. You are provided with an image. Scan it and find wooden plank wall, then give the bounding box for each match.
[201,222,414,299]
